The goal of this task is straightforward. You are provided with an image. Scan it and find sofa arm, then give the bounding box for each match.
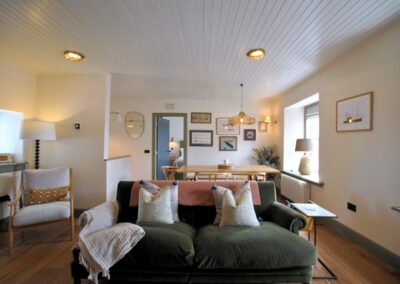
[79,201,119,238]
[262,201,306,234]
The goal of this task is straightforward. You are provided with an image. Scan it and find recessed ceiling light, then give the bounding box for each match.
[64,50,85,62]
[246,48,265,60]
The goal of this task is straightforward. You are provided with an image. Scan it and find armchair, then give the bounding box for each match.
[8,167,74,254]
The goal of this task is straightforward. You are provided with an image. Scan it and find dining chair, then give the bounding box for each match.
[8,167,74,254]
[161,166,177,180]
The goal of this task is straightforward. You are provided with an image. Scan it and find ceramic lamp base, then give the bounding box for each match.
[299,153,311,175]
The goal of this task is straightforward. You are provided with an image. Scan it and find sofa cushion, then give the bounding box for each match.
[194,222,316,269]
[116,222,195,268]
[220,187,259,227]
[137,188,174,224]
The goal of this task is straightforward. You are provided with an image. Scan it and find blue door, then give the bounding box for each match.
[156,117,170,179]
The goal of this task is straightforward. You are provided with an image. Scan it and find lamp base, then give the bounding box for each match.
[299,153,311,175]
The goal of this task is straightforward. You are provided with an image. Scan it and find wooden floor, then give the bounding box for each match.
[0,219,398,284]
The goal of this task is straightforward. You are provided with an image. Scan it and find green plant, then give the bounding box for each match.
[252,145,280,169]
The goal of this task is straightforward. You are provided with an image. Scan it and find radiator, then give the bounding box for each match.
[280,174,309,202]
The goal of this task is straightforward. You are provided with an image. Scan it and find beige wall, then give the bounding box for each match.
[109,98,277,180]
[0,60,38,166]
[0,60,37,118]
[276,20,400,255]
[36,74,108,209]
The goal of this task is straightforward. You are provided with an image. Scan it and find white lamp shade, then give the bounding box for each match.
[295,138,313,152]
[20,120,56,141]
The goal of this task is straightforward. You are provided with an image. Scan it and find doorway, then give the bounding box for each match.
[152,113,187,180]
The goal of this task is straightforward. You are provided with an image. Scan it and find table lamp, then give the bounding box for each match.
[295,138,314,175]
[20,120,56,169]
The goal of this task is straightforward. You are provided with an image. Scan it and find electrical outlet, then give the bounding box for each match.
[347,202,357,212]
[144,150,150,154]
[74,123,80,130]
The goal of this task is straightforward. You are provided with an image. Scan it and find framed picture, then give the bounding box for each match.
[191,112,212,124]
[189,130,213,146]
[219,136,237,151]
[336,92,373,132]
[244,129,256,141]
[216,118,240,135]
[258,121,268,132]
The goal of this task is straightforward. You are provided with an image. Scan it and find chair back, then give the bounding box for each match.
[161,166,177,180]
[22,168,71,204]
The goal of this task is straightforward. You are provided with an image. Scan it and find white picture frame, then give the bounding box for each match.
[216,118,240,135]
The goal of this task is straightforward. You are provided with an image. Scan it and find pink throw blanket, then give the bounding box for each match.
[129,180,261,207]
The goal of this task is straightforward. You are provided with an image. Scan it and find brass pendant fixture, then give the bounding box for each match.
[228,83,256,125]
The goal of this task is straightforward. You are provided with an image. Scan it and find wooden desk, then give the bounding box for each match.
[177,165,279,180]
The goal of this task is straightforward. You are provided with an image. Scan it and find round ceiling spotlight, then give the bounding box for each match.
[64,50,85,62]
[246,48,265,60]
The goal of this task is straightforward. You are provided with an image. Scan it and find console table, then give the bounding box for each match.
[0,162,28,231]
[289,201,337,280]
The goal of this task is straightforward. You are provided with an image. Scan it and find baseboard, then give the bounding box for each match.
[320,218,400,273]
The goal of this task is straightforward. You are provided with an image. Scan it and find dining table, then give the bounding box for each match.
[176,164,280,180]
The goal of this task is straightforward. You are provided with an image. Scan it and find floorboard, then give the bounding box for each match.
[0,219,398,283]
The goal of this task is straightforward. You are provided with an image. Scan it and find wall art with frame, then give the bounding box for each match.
[336,92,373,132]
[191,112,212,124]
[219,136,237,151]
[189,130,213,146]
[216,118,240,135]
[244,129,256,141]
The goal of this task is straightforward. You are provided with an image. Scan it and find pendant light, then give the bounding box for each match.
[228,83,256,125]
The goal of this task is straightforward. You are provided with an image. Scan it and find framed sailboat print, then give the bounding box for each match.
[336,92,373,132]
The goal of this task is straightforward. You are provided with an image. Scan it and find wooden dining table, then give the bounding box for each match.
[177,165,280,180]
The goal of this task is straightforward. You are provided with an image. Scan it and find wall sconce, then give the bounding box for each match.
[258,116,277,132]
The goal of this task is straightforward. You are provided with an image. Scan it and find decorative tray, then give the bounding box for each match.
[218,164,235,169]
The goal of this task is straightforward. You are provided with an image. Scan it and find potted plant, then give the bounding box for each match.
[252,145,279,180]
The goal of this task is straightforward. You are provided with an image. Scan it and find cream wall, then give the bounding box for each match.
[109,98,277,180]
[0,60,36,118]
[276,20,400,255]
[0,60,37,166]
[36,74,108,209]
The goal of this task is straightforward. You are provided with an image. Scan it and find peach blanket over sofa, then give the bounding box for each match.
[129,180,261,207]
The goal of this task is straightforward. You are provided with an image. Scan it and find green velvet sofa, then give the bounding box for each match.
[71,181,316,283]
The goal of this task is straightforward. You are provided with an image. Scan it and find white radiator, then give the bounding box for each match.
[280,174,309,202]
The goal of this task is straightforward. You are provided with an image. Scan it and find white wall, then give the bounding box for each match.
[36,74,108,209]
[0,60,37,166]
[106,156,131,201]
[276,19,400,255]
[109,98,276,180]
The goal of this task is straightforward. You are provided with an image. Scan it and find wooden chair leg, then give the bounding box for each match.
[70,216,75,241]
[8,226,13,255]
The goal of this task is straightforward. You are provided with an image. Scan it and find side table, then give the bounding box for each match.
[289,201,337,280]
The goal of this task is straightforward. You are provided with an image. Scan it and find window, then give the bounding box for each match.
[283,93,319,173]
[304,103,319,172]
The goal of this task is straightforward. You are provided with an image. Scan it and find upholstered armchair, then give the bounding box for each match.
[8,167,74,254]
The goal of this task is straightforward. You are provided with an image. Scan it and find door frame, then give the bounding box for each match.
[152,113,187,179]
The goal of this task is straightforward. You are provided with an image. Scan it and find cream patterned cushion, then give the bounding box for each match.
[212,182,250,225]
[137,187,174,224]
[139,180,179,222]
[220,188,260,227]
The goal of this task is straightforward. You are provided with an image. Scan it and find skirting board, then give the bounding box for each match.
[320,218,400,273]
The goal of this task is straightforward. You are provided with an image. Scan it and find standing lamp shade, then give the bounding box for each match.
[20,120,56,169]
[228,83,256,125]
[295,139,314,175]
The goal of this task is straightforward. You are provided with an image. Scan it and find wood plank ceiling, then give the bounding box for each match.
[0,0,399,100]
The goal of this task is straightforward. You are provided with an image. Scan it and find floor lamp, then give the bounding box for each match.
[20,120,56,169]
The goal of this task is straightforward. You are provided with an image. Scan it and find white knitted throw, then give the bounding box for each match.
[78,201,145,282]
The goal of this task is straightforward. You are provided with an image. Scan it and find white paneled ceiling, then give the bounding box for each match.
[1,0,399,100]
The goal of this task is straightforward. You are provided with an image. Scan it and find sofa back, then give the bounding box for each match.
[116,181,277,228]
